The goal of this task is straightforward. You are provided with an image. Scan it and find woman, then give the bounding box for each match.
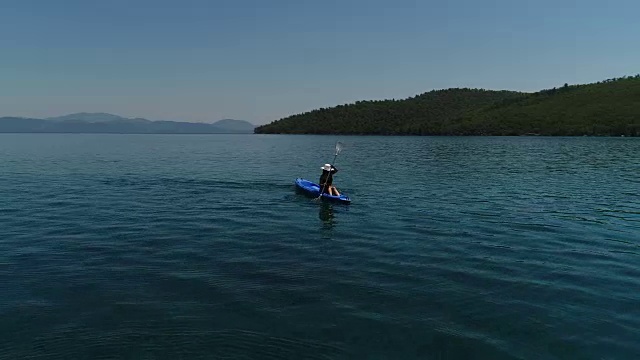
[319,163,341,196]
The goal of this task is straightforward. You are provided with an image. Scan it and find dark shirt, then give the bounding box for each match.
[319,166,338,187]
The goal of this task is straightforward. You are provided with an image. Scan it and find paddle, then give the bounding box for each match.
[315,141,344,201]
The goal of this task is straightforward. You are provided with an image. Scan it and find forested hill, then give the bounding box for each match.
[255,75,640,136]
[256,89,525,135]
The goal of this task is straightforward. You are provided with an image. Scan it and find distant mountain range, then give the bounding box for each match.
[0,112,255,134]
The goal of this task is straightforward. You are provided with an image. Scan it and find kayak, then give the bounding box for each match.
[294,178,351,204]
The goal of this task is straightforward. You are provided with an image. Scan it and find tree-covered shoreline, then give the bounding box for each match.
[255,75,640,136]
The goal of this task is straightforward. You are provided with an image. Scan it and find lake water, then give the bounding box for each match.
[0,134,638,359]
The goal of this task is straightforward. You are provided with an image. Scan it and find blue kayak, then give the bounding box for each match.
[295,178,351,204]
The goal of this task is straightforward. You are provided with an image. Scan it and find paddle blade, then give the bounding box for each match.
[335,141,344,155]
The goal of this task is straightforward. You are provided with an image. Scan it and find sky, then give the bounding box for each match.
[1,0,638,125]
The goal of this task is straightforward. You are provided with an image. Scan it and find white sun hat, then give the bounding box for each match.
[321,164,332,171]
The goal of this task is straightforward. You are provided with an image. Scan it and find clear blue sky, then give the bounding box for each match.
[1,0,638,124]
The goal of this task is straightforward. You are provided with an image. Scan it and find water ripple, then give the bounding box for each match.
[1,134,639,359]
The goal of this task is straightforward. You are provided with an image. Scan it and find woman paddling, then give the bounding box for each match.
[319,163,341,196]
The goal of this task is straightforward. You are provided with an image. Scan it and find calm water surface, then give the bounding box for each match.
[0,134,638,359]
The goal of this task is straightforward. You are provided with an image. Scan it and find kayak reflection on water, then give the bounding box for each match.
[319,203,334,225]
